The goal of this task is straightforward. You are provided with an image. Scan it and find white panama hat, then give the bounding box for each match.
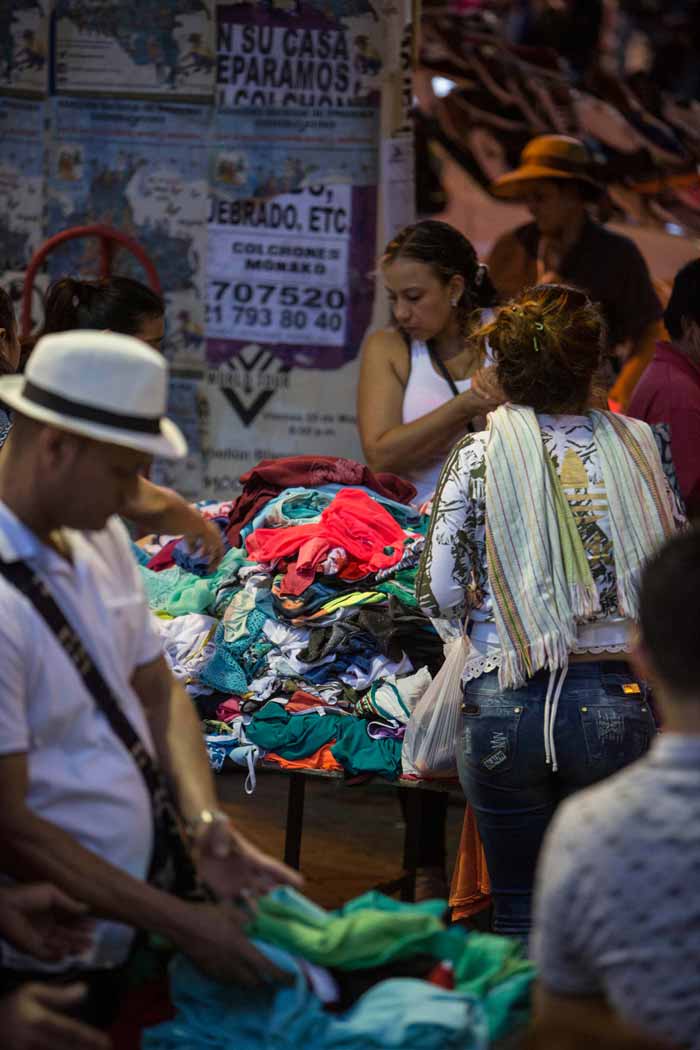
[0,329,187,460]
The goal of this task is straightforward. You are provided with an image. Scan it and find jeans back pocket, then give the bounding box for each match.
[579,696,654,768]
[462,699,524,776]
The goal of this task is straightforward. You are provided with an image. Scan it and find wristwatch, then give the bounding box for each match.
[186,807,230,841]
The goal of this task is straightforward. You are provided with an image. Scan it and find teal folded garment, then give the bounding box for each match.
[329,721,402,779]
[245,703,402,779]
[142,942,489,1050]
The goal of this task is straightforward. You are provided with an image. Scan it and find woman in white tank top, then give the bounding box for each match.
[358,220,504,505]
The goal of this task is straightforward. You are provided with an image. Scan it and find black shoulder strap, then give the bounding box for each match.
[0,557,203,900]
[426,340,460,398]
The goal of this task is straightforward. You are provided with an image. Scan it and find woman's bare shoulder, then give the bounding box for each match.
[361,327,409,377]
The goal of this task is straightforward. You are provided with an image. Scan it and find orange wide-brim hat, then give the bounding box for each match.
[491,135,603,199]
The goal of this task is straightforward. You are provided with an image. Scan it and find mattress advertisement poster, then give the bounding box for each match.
[200,0,382,491]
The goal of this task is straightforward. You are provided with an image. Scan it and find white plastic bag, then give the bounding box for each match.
[401,632,470,778]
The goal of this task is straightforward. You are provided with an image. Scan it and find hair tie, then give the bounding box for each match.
[533,321,544,353]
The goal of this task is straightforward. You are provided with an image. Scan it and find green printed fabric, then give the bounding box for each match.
[139,547,251,616]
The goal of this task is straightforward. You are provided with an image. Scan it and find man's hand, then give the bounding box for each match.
[182,514,225,573]
[0,983,110,1050]
[0,885,92,963]
[123,478,225,571]
[193,812,303,901]
[173,902,292,987]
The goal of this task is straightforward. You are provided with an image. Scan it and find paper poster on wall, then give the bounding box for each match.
[46,97,209,364]
[0,1,49,97]
[209,6,381,367]
[206,0,380,464]
[54,0,215,99]
[199,355,363,498]
[381,132,414,244]
[150,371,207,500]
[151,357,363,501]
[207,182,374,367]
[0,98,45,288]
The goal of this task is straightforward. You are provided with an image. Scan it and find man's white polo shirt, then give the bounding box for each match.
[0,502,163,970]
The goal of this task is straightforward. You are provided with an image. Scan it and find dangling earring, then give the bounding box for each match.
[451,298,458,307]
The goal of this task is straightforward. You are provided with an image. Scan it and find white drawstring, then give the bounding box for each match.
[543,662,569,772]
[243,746,260,795]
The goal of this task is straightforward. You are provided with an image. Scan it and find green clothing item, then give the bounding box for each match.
[139,547,251,616]
[449,930,534,1040]
[375,566,421,608]
[248,889,448,971]
[246,704,402,779]
[248,889,534,1041]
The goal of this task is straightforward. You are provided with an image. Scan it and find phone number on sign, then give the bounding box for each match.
[206,280,346,336]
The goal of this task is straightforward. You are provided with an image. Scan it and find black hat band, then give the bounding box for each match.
[22,380,162,435]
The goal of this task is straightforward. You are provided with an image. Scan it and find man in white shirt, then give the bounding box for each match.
[0,331,298,1027]
[532,528,700,1049]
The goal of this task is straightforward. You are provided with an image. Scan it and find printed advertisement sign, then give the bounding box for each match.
[207,182,366,364]
[54,0,215,99]
[208,3,381,371]
[200,356,363,497]
[203,0,381,487]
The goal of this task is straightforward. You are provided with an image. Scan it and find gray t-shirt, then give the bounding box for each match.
[532,734,700,1049]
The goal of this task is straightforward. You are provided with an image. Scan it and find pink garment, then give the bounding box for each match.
[216,698,243,722]
[245,489,406,595]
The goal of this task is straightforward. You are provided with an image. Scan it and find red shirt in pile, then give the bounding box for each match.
[245,488,407,594]
[226,456,416,547]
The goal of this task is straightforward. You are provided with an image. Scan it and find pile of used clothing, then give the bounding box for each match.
[143,888,534,1050]
[133,457,442,783]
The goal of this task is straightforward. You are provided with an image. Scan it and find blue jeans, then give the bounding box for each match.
[457,661,656,937]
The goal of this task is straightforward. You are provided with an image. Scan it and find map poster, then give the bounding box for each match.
[0,98,45,307]
[46,97,209,366]
[54,0,215,100]
[208,2,381,370]
[0,1,49,98]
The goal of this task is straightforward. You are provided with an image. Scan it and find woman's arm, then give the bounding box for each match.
[122,477,224,569]
[357,329,497,474]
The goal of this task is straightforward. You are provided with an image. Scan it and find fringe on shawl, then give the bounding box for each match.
[499,621,579,690]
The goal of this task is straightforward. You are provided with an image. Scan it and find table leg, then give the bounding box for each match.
[284,772,306,869]
[400,787,424,901]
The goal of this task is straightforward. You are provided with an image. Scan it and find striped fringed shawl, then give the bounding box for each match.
[484,405,677,688]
